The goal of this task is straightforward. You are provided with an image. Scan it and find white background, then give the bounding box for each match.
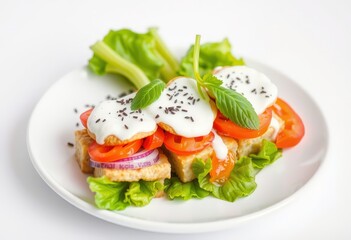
[1,0,350,239]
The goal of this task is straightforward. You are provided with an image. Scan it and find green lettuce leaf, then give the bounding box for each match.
[250,140,283,169]
[89,28,178,89]
[164,177,210,200]
[193,157,257,202]
[178,38,245,78]
[87,176,163,210]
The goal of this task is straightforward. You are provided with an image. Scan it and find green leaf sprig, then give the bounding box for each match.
[192,35,259,130]
[131,79,165,110]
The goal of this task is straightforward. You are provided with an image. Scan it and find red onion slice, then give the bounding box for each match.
[90,149,160,170]
[116,148,154,162]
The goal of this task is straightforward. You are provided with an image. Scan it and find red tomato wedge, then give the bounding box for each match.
[163,131,215,156]
[210,151,235,184]
[88,139,143,162]
[213,108,273,139]
[80,108,93,128]
[143,127,165,150]
[272,98,305,148]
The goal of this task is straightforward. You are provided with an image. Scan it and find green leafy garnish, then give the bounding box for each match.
[191,35,259,130]
[179,38,245,78]
[164,177,210,200]
[87,176,163,210]
[163,141,283,202]
[131,79,165,110]
[193,157,257,202]
[250,140,283,169]
[89,28,178,89]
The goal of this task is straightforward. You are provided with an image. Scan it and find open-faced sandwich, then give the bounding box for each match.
[73,29,305,210]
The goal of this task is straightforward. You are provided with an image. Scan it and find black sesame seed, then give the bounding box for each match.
[102,119,106,122]
[181,109,188,112]
[124,124,128,129]
[168,85,177,91]
[140,118,143,122]
[190,117,194,122]
[74,108,78,113]
[67,142,74,147]
[159,106,162,109]
[183,85,187,89]
[76,122,79,127]
[95,119,100,123]
[183,93,188,96]
[133,116,138,119]
[226,74,230,79]
[155,114,160,119]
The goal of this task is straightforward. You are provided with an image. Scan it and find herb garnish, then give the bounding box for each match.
[131,79,165,110]
[192,35,259,130]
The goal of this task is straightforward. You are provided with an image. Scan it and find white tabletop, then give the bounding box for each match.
[1,0,350,239]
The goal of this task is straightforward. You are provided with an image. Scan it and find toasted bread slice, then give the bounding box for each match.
[163,135,238,183]
[237,113,284,157]
[94,153,171,182]
[74,129,94,174]
[74,129,171,182]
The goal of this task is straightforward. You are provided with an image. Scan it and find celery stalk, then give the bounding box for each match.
[90,41,150,89]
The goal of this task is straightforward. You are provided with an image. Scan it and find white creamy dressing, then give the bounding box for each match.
[147,77,215,137]
[269,115,281,140]
[88,77,215,144]
[88,69,278,160]
[211,130,228,159]
[214,66,278,115]
[87,93,157,144]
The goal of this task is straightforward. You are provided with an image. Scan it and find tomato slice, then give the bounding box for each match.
[80,108,93,128]
[210,151,235,184]
[143,127,165,150]
[163,132,215,156]
[213,108,273,139]
[272,98,305,148]
[88,139,143,162]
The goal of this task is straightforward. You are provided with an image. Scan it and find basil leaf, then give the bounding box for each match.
[202,73,223,86]
[205,83,259,130]
[131,79,165,110]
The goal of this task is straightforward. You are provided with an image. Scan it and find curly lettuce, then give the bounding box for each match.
[250,140,283,169]
[87,176,163,210]
[164,141,282,202]
[164,176,210,200]
[89,28,178,89]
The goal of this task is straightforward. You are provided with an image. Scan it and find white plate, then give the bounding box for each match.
[27,60,328,233]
